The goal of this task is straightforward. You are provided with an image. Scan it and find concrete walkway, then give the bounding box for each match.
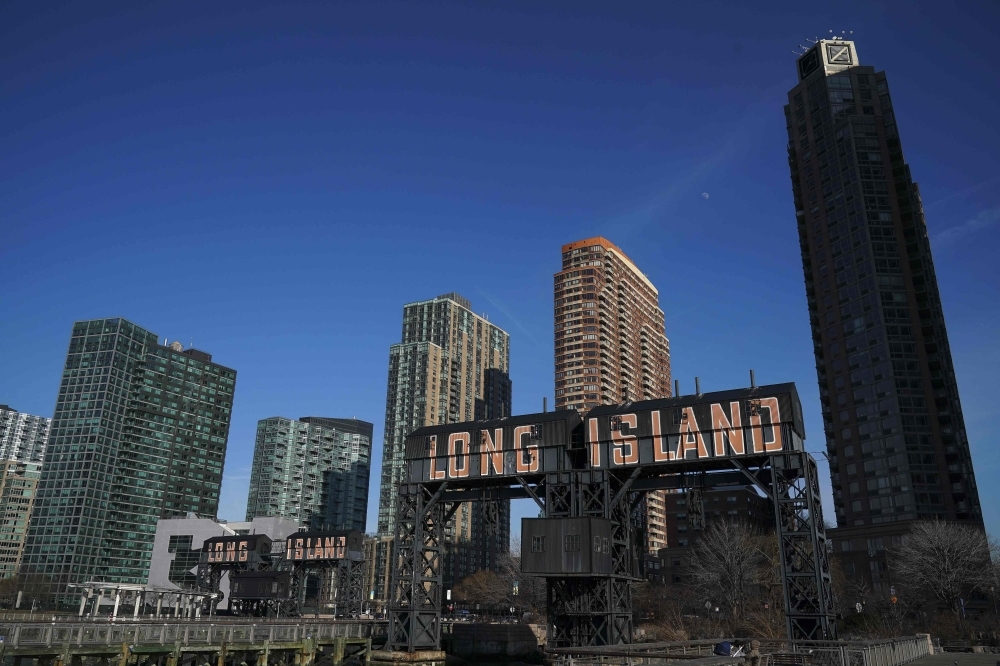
[910,654,999,665]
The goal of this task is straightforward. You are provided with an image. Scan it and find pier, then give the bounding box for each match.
[0,620,372,666]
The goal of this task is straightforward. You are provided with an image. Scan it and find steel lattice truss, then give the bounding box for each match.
[195,535,366,618]
[388,384,836,651]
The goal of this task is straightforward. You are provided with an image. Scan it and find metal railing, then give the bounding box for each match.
[0,621,374,649]
[550,636,931,666]
[757,637,931,666]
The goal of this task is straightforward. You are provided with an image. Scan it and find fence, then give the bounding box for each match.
[550,636,932,666]
[0,621,374,649]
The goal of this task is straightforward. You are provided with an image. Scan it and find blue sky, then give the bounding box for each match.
[2,1,998,538]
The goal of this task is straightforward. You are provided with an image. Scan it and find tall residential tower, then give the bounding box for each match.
[246,416,372,531]
[785,40,982,587]
[0,405,50,464]
[374,293,511,599]
[20,318,236,607]
[0,406,50,578]
[554,237,672,552]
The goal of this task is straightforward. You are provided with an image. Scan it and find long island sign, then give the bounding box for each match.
[404,383,805,484]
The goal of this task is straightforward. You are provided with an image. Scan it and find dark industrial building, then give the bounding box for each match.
[785,39,983,592]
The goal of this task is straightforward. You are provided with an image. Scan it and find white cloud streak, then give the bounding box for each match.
[933,205,1000,247]
[602,88,783,238]
[477,289,541,347]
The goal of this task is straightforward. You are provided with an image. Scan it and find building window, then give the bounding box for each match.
[564,535,580,552]
[168,535,192,553]
[531,536,545,553]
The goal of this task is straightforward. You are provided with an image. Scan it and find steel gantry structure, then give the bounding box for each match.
[194,531,366,617]
[388,383,835,651]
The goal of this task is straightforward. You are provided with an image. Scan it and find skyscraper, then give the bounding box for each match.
[374,293,511,596]
[785,40,982,585]
[20,318,236,607]
[245,416,372,531]
[0,404,50,464]
[0,406,50,578]
[554,237,671,411]
[553,237,672,552]
[475,368,513,421]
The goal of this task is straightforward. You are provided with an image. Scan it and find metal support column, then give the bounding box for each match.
[770,451,836,640]
[388,482,447,651]
[330,556,366,617]
[544,469,636,648]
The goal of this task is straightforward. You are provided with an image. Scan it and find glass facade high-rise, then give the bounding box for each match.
[554,237,673,553]
[374,293,511,599]
[0,406,50,578]
[20,318,236,608]
[245,416,372,531]
[785,41,982,584]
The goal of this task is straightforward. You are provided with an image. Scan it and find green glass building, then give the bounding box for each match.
[245,416,372,531]
[20,318,236,608]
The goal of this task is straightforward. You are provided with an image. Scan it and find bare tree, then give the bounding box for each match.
[452,537,546,613]
[453,569,510,606]
[891,520,991,615]
[686,519,769,622]
[502,537,545,614]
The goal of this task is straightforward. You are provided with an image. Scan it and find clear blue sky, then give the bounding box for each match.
[2,1,998,538]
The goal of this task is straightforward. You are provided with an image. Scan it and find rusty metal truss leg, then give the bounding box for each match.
[333,557,366,617]
[545,472,574,517]
[770,452,836,641]
[389,482,446,651]
[543,469,635,648]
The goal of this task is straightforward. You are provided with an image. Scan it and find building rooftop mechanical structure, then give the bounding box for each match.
[195,530,365,617]
[390,382,833,651]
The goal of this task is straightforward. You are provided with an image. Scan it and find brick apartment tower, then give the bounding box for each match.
[785,40,982,589]
[554,237,672,551]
